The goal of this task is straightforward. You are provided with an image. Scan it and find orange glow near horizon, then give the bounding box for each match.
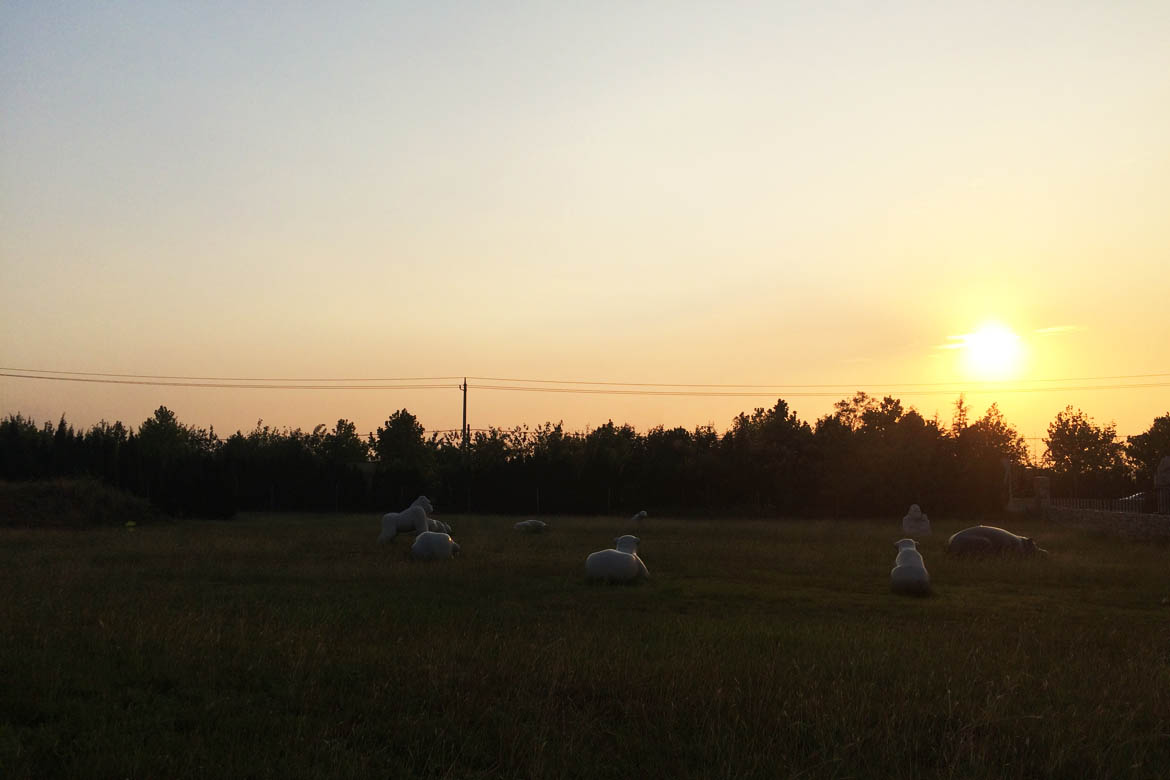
[1,4,1168,445]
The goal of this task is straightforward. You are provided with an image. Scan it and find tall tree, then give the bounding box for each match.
[372,409,433,505]
[373,410,427,466]
[1126,412,1170,488]
[1044,406,1130,497]
[320,419,370,465]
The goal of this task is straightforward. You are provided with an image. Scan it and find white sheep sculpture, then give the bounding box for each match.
[378,495,434,544]
[901,504,931,536]
[890,538,930,596]
[514,519,548,533]
[585,535,649,583]
[411,530,461,561]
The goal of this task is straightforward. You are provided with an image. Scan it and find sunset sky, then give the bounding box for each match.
[2,1,1168,450]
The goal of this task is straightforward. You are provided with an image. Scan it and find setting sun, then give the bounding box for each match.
[951,322,1025,381]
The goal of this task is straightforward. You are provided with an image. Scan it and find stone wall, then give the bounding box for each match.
[1045,506,1170,541]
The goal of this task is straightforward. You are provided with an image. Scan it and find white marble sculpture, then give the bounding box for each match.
[890,538,930,595]
[902,504,931,536]
[410,531,461,561]
[377,495,433,543]
[585,535,649,583]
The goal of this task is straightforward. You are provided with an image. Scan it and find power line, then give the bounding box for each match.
[0,366,463,382]
[471,382,1170,398]
[4,365,1169,389]
[0,373,459,391]
[3,371,1169,396]
[466,372,1170,388]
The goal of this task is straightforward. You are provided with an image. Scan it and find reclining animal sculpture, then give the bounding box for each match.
[585,535,649,583]
[946,525,1047,556]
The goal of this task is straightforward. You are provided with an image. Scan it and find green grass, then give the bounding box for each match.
[1,513,1168,779]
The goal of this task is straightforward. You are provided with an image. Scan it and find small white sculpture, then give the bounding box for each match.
[585,535,649,583]
[514,519,548,533]
[890,538,930,595]
[411,531,461,561]
[902,504,931,536]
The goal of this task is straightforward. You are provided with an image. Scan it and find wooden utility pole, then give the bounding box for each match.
[461,377,470,512]
[461,378,468,450]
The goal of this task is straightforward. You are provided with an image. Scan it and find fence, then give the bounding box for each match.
[1049,488,1170,515]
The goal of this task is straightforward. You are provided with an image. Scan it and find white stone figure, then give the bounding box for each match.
[1156,456,1170,487]
[410,531,461,561]
[890,538,930,595]
[946,525,1047,556]
[902,504,931,536]
[377,495,433,543]
[514,519,548,533]
[629,510,648,530]
[585,535,649,583]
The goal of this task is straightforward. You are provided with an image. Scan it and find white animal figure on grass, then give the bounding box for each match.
[411,530,461,561]
[413,497,451,533]
[890,538,930,596]
[514,519,548,533]
[628,510,648,529]
[902,504,931,536]
[585,535,649,583]
[377,495,433,543]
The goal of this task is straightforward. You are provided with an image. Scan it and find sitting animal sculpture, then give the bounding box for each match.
[902,504,931,536]
[410,530,461,561]
[377,495,433,544]
[946,525,1047,556]
[890,538,931,595]
[585,535,649,583]
[514,519,548,533]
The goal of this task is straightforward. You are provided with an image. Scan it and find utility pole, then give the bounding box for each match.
[461,377,470,512]
[461,378,468,451]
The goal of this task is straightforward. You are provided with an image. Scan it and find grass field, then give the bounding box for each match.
[2,512,1168,779]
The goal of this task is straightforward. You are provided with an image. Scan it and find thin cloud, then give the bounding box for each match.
[1033,325,1086,336]
[936,335,968,351]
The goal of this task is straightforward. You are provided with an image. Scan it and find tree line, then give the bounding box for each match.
[1,394,1166,519]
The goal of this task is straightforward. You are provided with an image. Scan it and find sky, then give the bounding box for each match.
[2,0,1168,452]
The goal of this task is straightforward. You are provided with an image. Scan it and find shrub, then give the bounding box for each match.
[0,478,160,528]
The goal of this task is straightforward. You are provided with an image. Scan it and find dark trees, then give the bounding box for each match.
[1126,412,1170,489]
[4,398,1161,519]
[372,409,433,508]
[1043,406,1130,498]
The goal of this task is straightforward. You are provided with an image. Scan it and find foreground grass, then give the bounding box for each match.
[1,513,1168,779]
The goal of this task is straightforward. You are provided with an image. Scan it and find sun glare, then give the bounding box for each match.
[957,322,1024,380]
